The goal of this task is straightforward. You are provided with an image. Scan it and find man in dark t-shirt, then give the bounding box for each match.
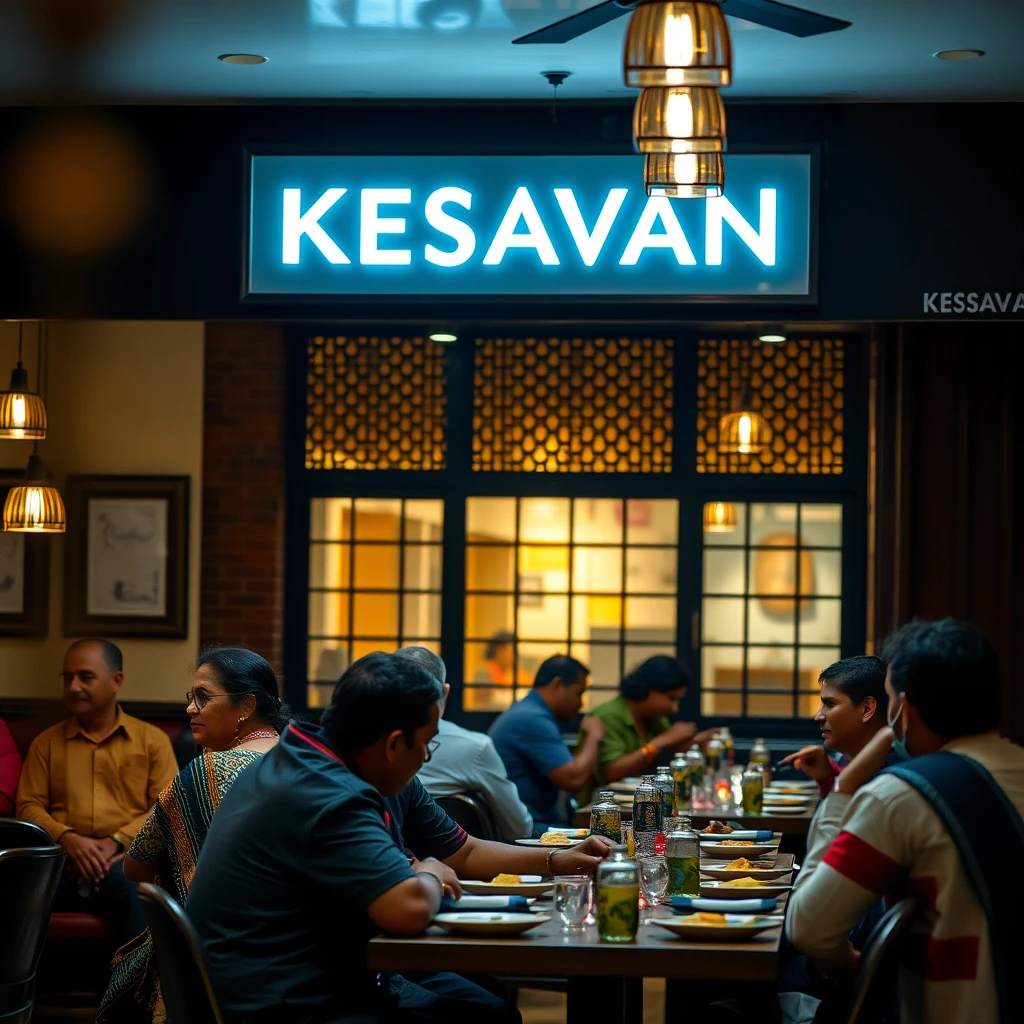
[188,651,612,1024]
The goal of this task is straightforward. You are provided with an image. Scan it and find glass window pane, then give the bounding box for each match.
[308,640,349,682]
[625,548,676,594]
[353,544,400,589]
[354,498,402,540]
[750,502,798,545]
[701,645,744,716]
[703,548,745,595]
[518,595,569,640]
[518,642,567,685]
[573,547,623,593]
[747,646,796,698]
[403,500,444,541]
[352,638,395,662]
[307,682,334,710]
[624,644,677,679]
[577,643,620,693]
[810,549,842,597]
[574,596,622,641]
[702,598,744,643]
[310,498,351,541]
[352,592,399,637]
[466,544,515,592]
[464,638,530,701]
[748,598,795,644]
[572,498,624,543]
[308,591,350,638]
[403,544,442,590]
[519,497,570,542]
[465,594,516,640]
[402,593,440,638]
[798,646,840,685]
[626,499,678,545]
[703,501,746,546]
[467,497,516,542]
[624,597,676,641]
[309,543,350,589]
[799,504,842,547]
[519,546,569,591]
[747,693,796,717]
[799,598,842,645]
[749,547,809,609]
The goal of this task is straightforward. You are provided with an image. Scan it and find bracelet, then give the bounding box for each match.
[545,849,559,877]
[641,742,657,763]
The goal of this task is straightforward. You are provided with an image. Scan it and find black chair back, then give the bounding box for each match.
[0,822,65,1013]
[138,883,224,1024]
[435,793,498,841]
[839,897,920,1024]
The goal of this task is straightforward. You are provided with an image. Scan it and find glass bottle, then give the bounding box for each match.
[590,791,623,841]
[750,737,772,787]
[632,775,662,857]
[719,727,735,769]
[665,816,701,897]
[685,744,707,807]
[706,735,723,776]
[596,844,640,943]
[670,752,692,812]
[741,761,765,815]
[654,765,676,824]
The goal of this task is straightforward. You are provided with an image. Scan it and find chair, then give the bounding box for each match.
[0,822,66,1019]
[435,793,499,841]
[835,897,920,1024]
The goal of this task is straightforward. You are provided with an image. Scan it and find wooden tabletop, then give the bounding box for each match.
[573,802,818,835]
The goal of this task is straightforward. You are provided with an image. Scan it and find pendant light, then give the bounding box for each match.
[703,501,738,532]
[644,152,724,198]
[633,85,726,153]
[0,322,48,439]
[3,447,66,533]
[623,1,732,89]
[719,343,771,454]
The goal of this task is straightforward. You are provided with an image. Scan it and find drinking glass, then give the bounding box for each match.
[637,855,669,908]
[553,875,592,931]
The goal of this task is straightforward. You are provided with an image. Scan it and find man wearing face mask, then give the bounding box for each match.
[786,619,1024,1024]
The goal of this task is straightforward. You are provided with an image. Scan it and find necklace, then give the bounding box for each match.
[234,727,279,747]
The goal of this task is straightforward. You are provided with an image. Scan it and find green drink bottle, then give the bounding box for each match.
[665,816,701,897]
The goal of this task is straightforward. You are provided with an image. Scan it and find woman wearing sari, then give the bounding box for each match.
[98,647,289,1024]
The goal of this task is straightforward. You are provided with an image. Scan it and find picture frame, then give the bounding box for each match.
[0,469,50,638]
[754,532,814,615]
[517,574,544,607]
[64,475,190,638]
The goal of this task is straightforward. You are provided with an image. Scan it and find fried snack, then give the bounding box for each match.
[687,912,727,925]
[702,821,733,834]
[717,840,755,846]
[539,833,572,845]
[491,873,522,884]
[721,877,765,887]
[724,857,756,870]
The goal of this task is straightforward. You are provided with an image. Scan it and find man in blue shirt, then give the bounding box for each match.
[489,655,605,832]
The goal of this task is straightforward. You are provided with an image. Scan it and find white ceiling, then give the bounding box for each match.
[0,0,1021,102]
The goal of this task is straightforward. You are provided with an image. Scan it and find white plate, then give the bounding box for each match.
[700,879,794,898]
[759,795,810,805]
[652,914,782,940]
[515,837,586,847]
[700,861,791,881]
[433,912,550,936]
[700,842,777,859]
[762,805,811,815]
[767,783,817,793]
[608,779,642,793]
[462,876,554,897]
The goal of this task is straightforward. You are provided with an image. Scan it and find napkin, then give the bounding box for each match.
[670,896,777,914]
[440,895,531,911]
[699,830,773,842]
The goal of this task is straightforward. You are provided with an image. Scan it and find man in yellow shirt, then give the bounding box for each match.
[17,638,178,943]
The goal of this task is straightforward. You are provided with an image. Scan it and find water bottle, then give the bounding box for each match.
[750,737,772,788]
[653,765,676,824]
[685,744,707,808]
[665,816,701,897]
[742,762,765,815]
[590,791,623,841]
[719,727,735,769]
[632,775,662,857]
[596,844,640,943]
[670,752,692,812]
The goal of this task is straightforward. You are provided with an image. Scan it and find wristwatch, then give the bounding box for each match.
[111,833,126,854]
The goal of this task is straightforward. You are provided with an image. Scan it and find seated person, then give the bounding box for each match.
[466,631,531,711]
[187,651,612,1024]
[786,619,1024,1024]
[99,647,288,1024]
[17,639,177,945]
[582,655,713,796]
[489,655,604,833]
[399,646,534,842]
[0,716,22,815]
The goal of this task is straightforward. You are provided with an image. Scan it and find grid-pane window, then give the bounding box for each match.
[464,497,679,712]
[700,501,842,718]
[307,498,442,708]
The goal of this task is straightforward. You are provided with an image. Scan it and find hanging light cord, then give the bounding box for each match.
[17,321,24,369]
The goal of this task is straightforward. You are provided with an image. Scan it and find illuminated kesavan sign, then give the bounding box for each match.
[246,154,812,297]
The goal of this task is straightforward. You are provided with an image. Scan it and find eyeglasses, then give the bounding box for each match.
[423,739,441,763]
[186,688,260,711]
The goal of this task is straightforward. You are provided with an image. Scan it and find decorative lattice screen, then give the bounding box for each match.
[306,335,447,470]
[697,338,844,474]
[472,337,673,473]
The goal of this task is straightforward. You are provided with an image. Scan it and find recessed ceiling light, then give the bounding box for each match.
[933,49,985,60]
[758,325,787,343]
[429,332,457,343]
[218,53,268,65]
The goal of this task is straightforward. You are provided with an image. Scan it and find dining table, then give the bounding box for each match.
[573,801,819,836]
[367,851,795,1024]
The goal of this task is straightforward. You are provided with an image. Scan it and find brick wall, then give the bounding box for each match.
[200,324,288,671]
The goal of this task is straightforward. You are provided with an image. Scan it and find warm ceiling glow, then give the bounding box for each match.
[933,49,984,60]
[429,333,457,343]
[758,326,786,343]
[218,53,268,64]
[2,455,66,533]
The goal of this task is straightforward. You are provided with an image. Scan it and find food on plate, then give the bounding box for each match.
[702,821,733,834]
[686,912,727,925]
[490,873,522,884]
[716,840,755,846]
[720,877,765,887]
[724,857,773,871]
[539,833,572,845]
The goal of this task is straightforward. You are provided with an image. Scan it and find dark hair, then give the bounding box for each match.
[620,655,691,701]
[484,631,516,661]
[321,651,444,755]
[819,655,888,716]
[195,647,290,733]
[881,618,1000,739]
[533,655,589,690]
[67,638,123,674]
[394,646,446,686]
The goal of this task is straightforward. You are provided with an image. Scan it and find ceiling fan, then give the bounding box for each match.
[511,0,851,45]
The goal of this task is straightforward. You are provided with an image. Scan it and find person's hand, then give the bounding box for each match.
[780,745,833,782]
[579,716,605,742]
[656,721,697,752]
[414,857,463,900]
[549,834,614,875]
[835,728,894,795]
[58,832,110,884]
[97,837,122,864]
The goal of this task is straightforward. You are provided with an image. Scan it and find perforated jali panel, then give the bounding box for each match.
[472,337,673,473]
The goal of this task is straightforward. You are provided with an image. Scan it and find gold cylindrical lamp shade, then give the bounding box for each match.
[0,365,48,439]
[644,152,724,198]
[624,1,733,89]
[633,86,726,153]
[3,454,66,533]
[718,409,772,454]
[704,501,738,532]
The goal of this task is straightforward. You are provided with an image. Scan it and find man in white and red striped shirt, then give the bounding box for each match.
[786,618,1024,1024]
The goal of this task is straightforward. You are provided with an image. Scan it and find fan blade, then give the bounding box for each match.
[721,0,851,36]
[511,0,631,44]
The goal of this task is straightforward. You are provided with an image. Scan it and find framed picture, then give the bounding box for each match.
[517,574,544,607]
[64,475,189,638]
[0,470,50,638]
[754,532,814,615]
